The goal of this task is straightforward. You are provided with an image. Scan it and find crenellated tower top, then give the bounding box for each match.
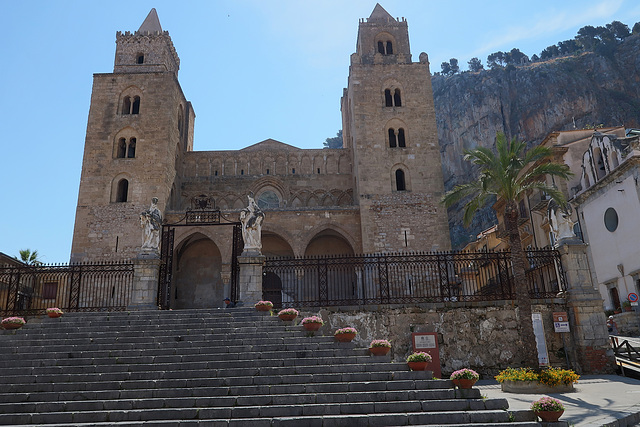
[354,3,411,65]
[114,8,180,77]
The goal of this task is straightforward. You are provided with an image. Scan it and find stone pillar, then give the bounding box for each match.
[129,254,161,310]
[237,255,265,305]
[557,240,615,374]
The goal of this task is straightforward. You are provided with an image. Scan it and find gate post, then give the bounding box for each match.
[237,254,265,305]
[129,253,162,310]
[556,240,615,373]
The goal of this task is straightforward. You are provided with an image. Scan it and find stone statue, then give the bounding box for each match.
[240,194,265,255]
[548,199,576,244]
[140,197,162,252]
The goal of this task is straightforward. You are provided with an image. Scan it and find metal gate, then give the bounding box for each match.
[157,204,243,309]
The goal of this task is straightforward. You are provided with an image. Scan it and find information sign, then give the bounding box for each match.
[552,311,570,332]
[411,333,441,379]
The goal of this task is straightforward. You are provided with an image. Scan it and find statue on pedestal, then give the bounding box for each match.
[240,194,265,255]
[140,197,162,252]
[548,200,576,244]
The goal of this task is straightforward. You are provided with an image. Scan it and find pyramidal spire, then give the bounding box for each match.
[138,8,163,34]
[368,3,394,22]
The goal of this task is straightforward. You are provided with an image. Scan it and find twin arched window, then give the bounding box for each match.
[122,96,140,115]
[388,128,406,148]
[384,89,402,107]
[377,40,393,55]
[117,137,136,158]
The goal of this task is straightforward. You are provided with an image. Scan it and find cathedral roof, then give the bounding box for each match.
[240,139,301,152]
[368,4,394,22]
[138,8,163,34]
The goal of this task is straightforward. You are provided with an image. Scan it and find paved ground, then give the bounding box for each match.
[477,374,640,426]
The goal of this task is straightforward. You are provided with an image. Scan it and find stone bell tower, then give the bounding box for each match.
[71,9,195,262]
[341,4,451,253]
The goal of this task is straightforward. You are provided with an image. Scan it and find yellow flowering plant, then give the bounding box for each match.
[495,367,579,386]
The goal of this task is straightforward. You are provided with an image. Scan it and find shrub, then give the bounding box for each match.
[254,301,273,308]
[450,368,480,380]
[531,396,565,412]
[370,339,391,348]
[407,352,432,363]
[277,308,299,316]
[495,367,579,386]
[301,316,324,325]
[334,327,357,335]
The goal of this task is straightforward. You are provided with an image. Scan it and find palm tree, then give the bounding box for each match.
[442,132,572,368]
[17,249,42,266]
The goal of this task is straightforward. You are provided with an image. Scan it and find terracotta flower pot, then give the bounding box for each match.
[335,333,356,342]
[279,314,297,321]
[455,378,477,389]
[2,323,23,330]
[255,305,271,312]
[303,323,322,331]
[47,312,62,318]
[535,409,564,422]
[407,361,428,371]
[369,346,390,356]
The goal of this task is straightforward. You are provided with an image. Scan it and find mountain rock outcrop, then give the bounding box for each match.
[434,34,640,248]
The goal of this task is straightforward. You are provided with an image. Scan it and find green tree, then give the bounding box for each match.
[442,132,572,368]
[17,249,42,265]
[467,57,483,72]
[449,58,459,75]
[323,130,343,149]
[487,51,506,69]
[440,61,452,75]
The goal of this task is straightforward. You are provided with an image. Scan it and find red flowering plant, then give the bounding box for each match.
[334,327,357,335]
[530,396,565,412]
[301,316,324,325]
[369,339,391,348]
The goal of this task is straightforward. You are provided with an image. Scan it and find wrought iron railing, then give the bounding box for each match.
[263,249,566,308]
[0,261,134,316]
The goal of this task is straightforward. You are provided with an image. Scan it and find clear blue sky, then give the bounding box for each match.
[1,0,639,263]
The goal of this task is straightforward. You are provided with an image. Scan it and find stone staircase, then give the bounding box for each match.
[0,308,538,426]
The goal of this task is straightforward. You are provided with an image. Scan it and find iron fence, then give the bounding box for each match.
[263,249,566,308]
[0,261,134,316]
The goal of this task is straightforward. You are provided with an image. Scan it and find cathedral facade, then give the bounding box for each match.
[71,5,451,307]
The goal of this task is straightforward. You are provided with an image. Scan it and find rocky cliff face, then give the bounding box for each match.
[434,35,640,248]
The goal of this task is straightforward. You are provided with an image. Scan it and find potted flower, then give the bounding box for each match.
[46,308,64,318]
[301,316,324,331]
[334,327,357,342]
[530,396,565,422]
[495,367,579,393]
[622,300,632,312]
[277,308,299,321]
[369,339,391,356]
[450,368,480,389]
[254,301,273,312]
[406,352,432,371]
[1,317,26,330]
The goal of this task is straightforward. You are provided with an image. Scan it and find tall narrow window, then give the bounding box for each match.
[394,89,402,107]
[377,41,385,54]
[116,179,129,202]
[385,89,393,107]
[386,41,393,54]
[127,138,136,158]
[122,97,131,115]
[132,96,140,114]
[388,128,397,148]
[395,169,406,191]
[398,128,406,147]
[117,138,127,158]
[137,54,144,64]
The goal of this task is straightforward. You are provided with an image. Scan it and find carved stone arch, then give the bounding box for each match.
[338,153,351,174]
[337,190,353,206]
[290,194,303,208]
[250,156,261,175]
[381,78,404,107]
[261,226,297,257]
[325,155,338,174]
[300,156,312,174]
[232,197,245,210]
[302,224,358,257]
[110,172,133,203]
[307,194,319,207]
[385,118,409,148]
[211,157,222,177]
[321,193,334,207]
[288,155,300,174]
[195,157,209,178]
[113,126,142,158]
[390,163,411,191]
[275,156,287,175]
[224,157,235,176]
[263,156,275,175]
[375,31,397,55]
[236,156,248,176]
[118,85,143,115]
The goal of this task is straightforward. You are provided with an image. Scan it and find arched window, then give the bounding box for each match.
[116,179,129,202]
[122,97,131,115]
[385,89,393,107]
[127,138,136,158]
[386,41,393,54]
[137,54,144,64]
[394,89,402,107]
[117,138,127,158]
[257,190,280,210]
[398,128,406,148]
[132,96,140,114]
[593,148,606,180]
[388,128,397,148]
[395,169,406,191]
[377,41,385,54]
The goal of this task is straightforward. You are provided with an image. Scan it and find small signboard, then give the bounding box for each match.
[552,311,570,333]
[532,313,549,366]
[629,293,639,307]
[411,332,441,379]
